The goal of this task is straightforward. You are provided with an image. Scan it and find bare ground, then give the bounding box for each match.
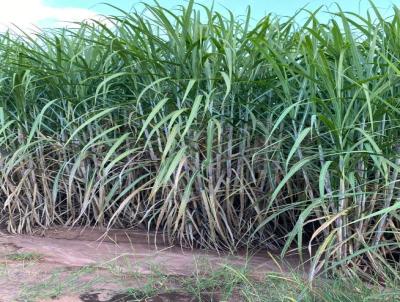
[0,227,303,302]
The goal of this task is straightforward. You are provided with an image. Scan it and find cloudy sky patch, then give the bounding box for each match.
[0,0,98,31]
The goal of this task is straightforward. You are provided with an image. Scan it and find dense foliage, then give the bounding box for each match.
[0,1,399,281]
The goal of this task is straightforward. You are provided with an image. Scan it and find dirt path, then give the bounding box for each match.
[0,227,302,302]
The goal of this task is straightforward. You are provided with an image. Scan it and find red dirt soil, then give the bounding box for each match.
[0,227,303,301]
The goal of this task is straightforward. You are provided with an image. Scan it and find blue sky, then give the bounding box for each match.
[0,0,398,31]
[44,0,396,17]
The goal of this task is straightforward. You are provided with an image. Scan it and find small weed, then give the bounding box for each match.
[181,264,248,301]
[19,266,101,301]
[124,287,156,301]
[0,263,6,276]
[102,254,144,278]
[6,252,42,262]
[119,274,168,301]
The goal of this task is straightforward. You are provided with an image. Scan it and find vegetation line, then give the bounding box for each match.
[0,0,399,283]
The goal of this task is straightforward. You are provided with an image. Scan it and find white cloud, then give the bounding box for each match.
[0,0,98,32]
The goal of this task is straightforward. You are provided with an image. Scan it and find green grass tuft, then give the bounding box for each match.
[6,252,42,262]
